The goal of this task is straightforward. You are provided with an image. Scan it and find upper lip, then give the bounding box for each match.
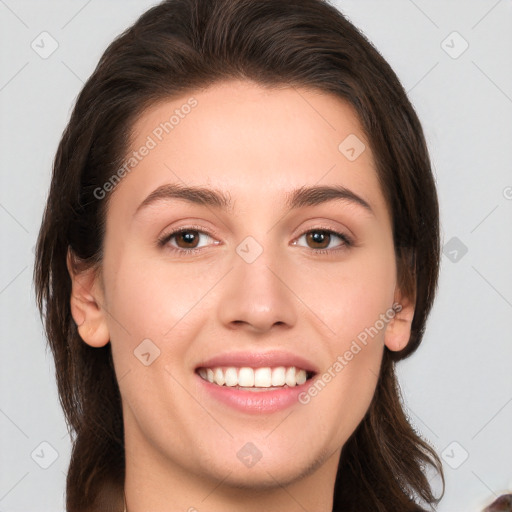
[195,350,319,374]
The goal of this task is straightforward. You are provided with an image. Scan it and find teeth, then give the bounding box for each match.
[254,367,272,387]
[238,367,254,387]
[213,367,225,386]
[198,366,309,388]
[296,368,307,385]
[285,366,296,386]
[224,367,238,387]
[271,366,286,386]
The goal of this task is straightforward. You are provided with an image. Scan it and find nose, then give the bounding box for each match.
[217,244,298,335]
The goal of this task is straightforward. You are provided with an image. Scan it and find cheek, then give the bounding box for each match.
[299,249,395,437]
[297,277,389,445]
[102,248,230,385]
[296,248,396,347]
[104,251,214,339]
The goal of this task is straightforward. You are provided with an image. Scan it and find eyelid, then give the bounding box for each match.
[157,224,220,249]
[293,225,353,248]
[157,223,354,254]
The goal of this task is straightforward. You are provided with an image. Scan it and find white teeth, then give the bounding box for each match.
[198,365,310,388]
[254,367,272,387]
[238,367,254,387]
[213,367,225,386]
[224,367,238,387]
[285,367,296,386]
[271,366,286,386]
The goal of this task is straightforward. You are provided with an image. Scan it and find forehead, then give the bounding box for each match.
[108,79,388,221]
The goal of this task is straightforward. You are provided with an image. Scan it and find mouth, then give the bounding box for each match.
[196,365,316,391]
[194,351,319,413]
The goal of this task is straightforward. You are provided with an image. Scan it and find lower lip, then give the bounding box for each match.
[196,373,313,414]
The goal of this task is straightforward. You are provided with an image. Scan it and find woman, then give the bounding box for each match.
[33,0,446,510]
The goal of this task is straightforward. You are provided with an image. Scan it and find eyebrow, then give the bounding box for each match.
[133,183,374,217]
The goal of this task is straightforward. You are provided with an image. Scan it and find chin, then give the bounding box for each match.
[197,443,331,491]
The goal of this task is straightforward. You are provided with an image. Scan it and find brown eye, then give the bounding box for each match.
[158,227,217,252]
[305,230,332,249]
[174,230,201,249]
[294,229,352,252]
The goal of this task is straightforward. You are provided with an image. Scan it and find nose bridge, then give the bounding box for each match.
[237,235,282,296]
[217,231,298,332]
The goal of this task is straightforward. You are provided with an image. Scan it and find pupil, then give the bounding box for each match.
[181,231,198,247]
[177,230,331,250]
[308,231,329,248]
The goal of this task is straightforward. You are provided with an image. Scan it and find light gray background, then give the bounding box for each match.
[1,1,511,511]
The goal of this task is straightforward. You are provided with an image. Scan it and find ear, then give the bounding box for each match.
[66,247,110,348]
[384,288,415,352]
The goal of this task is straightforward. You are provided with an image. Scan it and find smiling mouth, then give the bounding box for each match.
[196,366,315,389]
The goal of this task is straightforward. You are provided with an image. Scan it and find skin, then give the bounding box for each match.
[67,80,415,512]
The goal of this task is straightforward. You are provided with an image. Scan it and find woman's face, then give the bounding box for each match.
[70,80,413,502]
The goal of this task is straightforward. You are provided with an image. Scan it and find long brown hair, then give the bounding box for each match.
[33,0,444,510]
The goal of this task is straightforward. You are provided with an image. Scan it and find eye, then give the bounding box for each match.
[292,228,353,254]
[157,226,219,254]
[157,226,353,257]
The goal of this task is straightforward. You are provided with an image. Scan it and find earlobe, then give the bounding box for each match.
[384,292,415,352]
[66,248,110,348]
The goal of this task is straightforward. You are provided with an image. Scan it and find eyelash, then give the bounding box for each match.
[157,224,354,257]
